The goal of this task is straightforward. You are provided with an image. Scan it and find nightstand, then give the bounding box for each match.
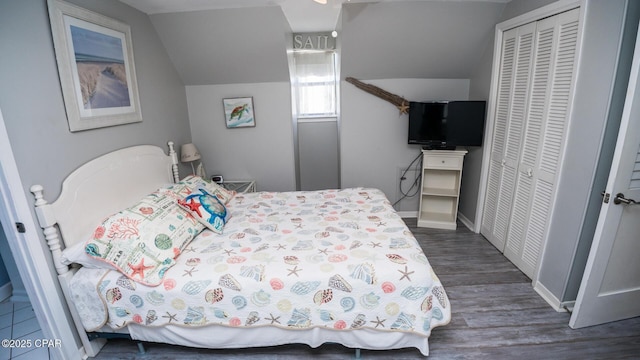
[418,149,466,230]
[220,180,256,193]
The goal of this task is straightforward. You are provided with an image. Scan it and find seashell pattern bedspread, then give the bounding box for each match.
[70,188,451,337]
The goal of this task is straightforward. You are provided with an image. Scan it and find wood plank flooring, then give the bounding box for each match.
[93,219,640,359]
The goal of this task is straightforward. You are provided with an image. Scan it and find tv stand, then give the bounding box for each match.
[417,149,467,230]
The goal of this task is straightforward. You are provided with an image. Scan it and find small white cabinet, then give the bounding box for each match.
[418,149,467,230]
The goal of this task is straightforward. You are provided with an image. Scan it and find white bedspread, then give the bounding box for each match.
[69,188,450,342]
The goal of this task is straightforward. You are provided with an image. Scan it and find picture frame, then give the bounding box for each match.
[48,0,142,132]
[223,97,256,128]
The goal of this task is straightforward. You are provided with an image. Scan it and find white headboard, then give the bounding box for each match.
[31,142,179,275]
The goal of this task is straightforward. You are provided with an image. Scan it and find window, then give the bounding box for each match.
[292,50,338,117]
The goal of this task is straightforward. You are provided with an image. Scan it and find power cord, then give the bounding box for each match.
[393,151,423,207]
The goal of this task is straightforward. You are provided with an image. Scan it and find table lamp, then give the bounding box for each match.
[180,143,204,177]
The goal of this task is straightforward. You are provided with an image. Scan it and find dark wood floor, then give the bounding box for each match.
[93,219,640,359]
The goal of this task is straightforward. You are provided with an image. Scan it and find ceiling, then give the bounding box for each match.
[119,0,511,32]
[118,0,511,85]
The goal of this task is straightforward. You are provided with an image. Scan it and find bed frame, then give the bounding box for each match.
[30,142,180,357]
[30,142,431,358]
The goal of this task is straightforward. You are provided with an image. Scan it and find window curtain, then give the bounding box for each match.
[293,51,337,116]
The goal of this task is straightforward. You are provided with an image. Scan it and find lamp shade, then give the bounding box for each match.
[180,143,201,162]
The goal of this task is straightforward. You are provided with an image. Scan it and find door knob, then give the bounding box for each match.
[613,193,638,205]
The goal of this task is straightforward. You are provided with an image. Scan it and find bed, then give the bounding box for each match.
[30,142,450,358]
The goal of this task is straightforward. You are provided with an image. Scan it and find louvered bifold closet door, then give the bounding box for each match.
[504,8,580,278]
[481,28,516,246]
[481,23,536,251]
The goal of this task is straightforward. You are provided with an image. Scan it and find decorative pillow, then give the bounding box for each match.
[157,181,197,199]
[177,188,231,234]
[179,175,236,204]
[61,241,116,270]
[84,190,205,286]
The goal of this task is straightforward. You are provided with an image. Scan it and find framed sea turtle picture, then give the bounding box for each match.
[223,97,255,128]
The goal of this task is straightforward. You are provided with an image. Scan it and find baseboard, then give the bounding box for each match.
[533,281,567,313]
[561,300,576,313]
[397,211,417,218]
[0,282,12,302]
[10,288,29,303]
[457,212,475,232]
[399,211,476,231]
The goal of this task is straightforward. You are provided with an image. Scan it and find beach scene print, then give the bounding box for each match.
[223,97,255,128]
[70,25,130,109]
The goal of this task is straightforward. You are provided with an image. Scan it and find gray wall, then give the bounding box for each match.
[150,5,296,192]
[339,0,504,219]
[0,222,13,297]
[537,0,638,303]
[340,1,504,80]
[0,222,25,301]
[341,78,470,210]
[167,1,506,212]
[0,253,9,288]
[144,1,507,213]
[150,7,291,85]
[186,82,297,192]
[298,120,340,191]
[0,0,192,349]
[185,78,470,203]
[0,0,193,202]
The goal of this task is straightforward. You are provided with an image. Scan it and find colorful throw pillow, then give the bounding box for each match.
[84,190,205,286]
[179,175,237,204]
[177,188,231,234]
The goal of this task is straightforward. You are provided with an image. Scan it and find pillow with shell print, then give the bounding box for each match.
[84,187,205,286]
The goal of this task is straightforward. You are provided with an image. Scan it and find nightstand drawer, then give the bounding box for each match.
[424,155,462,169]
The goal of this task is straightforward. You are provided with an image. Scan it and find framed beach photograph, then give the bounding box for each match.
[48,0,142,132]
[223,97,256,128]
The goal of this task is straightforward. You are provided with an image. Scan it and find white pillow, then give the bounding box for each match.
[60,241,116,270]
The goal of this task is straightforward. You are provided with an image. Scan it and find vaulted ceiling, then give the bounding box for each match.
[118,0,509,85]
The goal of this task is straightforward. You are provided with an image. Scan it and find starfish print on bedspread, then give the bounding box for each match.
[162,312,178,323]
[266,313,281,325]
[183,267,198,277]
[371,316,386,328]
[398,265,415,281]
[128,259,153,279]
[287,266,302,277]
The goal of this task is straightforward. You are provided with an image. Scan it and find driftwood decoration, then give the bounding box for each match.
[346,77,410,114]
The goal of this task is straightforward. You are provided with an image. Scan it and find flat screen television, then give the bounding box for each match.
[408,101,486,150]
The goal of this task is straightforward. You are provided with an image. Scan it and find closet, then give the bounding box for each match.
[481,8,580,279]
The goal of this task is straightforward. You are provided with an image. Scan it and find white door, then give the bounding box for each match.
[569,27,640,328]
[0,108,81,357]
